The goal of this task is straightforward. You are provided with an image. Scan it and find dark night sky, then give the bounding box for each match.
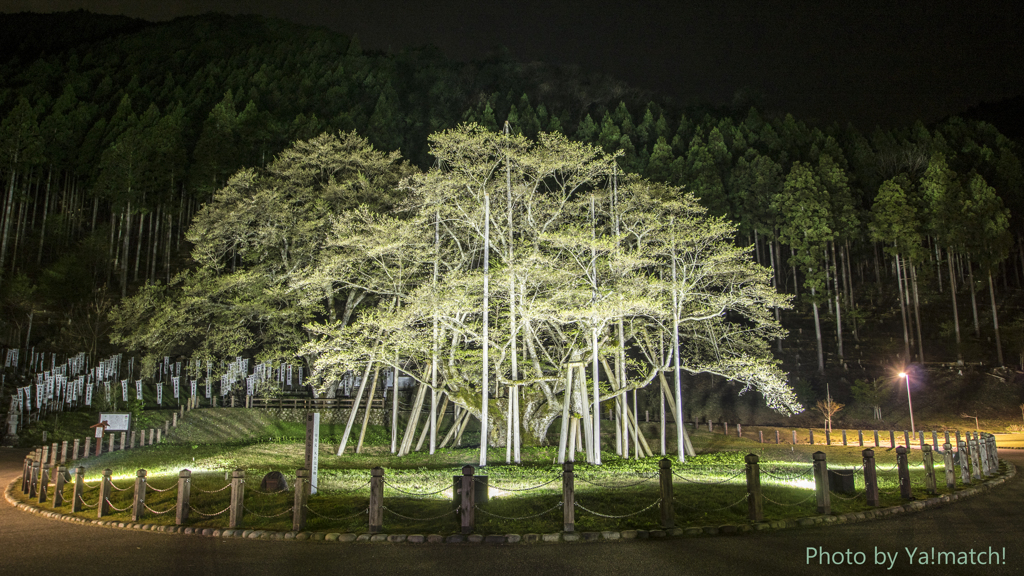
[4,1,1023,129]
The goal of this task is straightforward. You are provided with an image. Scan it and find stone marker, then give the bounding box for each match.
[72,439,79,461]
[260,471,289,492]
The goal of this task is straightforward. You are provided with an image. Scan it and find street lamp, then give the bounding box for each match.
[899,371,915,434]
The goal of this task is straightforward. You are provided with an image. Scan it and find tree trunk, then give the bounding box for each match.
[910,262,925,363]
[947,247,963,364]
[336,359,374,455]
[894,251,912,363]
[811,290,825,375]
[36,166,51,265]
[967,259,980,338]
[0,165,19,281]
[355,366,381,453]
[988,271,1004,366]
[832,242,843,360]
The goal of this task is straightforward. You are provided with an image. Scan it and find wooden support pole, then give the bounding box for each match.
[72,466,85,512]
[873,430,879,447]
[889,430,895,449]
[132,469,147,522]
[978,437,991,476]
[659,458,674,529]
[60,441,68,464]
[809,429,814,445]
[368,467,383,533]
[21,457,31,494]
[896,446,912,499]
[969,438,981,480]
[842,430,847,446]
[98,468,112,517]
[176,469,191,525]
[812,451,830,515]
[921,444,937,495]
[293,468,310,532]
[745,453,763,522]
[460,465,475,534]
[563,461,576,532]
[229,469,245,529]
[862,449,879,507]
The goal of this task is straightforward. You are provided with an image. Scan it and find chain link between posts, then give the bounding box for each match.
[303,505,368,521]
[383,480,450,496]
[195,483,232,494]
[242,505,295,519]
[381,506,458,522]
[673,493,749,512]
[574,473,658,489]
[76,494,98,508]
[189,504,231,517]
[671,470,744,484]
[575,498,662,519]
[474,501,563,520]
[476,475,563,492]
[104,498,131,512]
[762,491,817,507]
[761,467,815,481]
[144,503,176,515]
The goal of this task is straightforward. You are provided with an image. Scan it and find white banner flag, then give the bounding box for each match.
[190,379,197,398]
[121,379,128,402]
[136,379,143,401]
[85,382,92,406]
[157,384,163,405]
[172,376,179,398]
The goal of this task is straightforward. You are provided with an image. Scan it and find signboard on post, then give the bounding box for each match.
[305,412,320,495]
[98,413,131,432]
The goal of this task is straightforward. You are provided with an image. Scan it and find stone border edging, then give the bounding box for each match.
[6,461,1015,544]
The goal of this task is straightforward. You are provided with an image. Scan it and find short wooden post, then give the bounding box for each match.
[896,447,912,499]
[176,469,191,525]
[724,421,729,435]
[792,430,797,445]
[921,445,936,495]
[919,431,925,450]
[943,443,955,490]
[21,457,30,494]
[231,396,236,408]
[149,429,155,445]
[977,437,990,476]
[862,449,879,506]
[228,469,245,529]
[737,423,742,437]
[368,467,383,532]
[825,429,831,446]
[809,429,814,445]
[53,465,66,507]
[118,432,125,450]
[931,431,938,450]
[60,441,68,464]
[156,429,162,444]
[707,420,712,432]
[988,435,999,471]
[293,468,310,532]
[958,441,971,484]
[460,465,475,534]
[38,463,50,503]
[132,469,147,522]
[759,430,763,443]
[969,438,981,479]
[874,430,879,447]
[29,457,38,499]
[889,430,895,448]
[858,430,863,447]
[72,439,80,460]
[776,430,780,444]
[745,454,763,522]
[130,431,135,449]
[944,431,951,446]
[108,434,114,454]
[842,430,847,446]
[659,458,673,529]
[84,437,91,458]
[98,469,112,517]
[563,461,575,532]
[164,421,169,436]
[812,452,830,515]
[903,431,910,450]
[72,467,85,512]
[173,413,178,428]
[48,444,56,467]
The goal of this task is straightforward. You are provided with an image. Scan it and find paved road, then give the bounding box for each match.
[2,448,1021,576]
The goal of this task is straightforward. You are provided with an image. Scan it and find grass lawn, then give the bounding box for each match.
[13,408,1004,535]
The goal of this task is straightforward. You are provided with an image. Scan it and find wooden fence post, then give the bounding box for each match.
[943,443,955,490]
[896,447,911,499]
[120,432,126,450]
[874,430,879,447]
[969,438,981,480]
[176,469,191,525]
[49,443,57,467]
[460,465,475,534]
[98,469,112,517]
[759,430,763,443]
[108,434,114,454]
[988,435,999,471]
[84,437,91,457]
[977,436,990,476]
[889,430,895,449]
[792,430,797,445]
[918,431,925,450]
[858,430,863,447]
[932,431,938,450]
[60,441,68,465]
[921,445,936,495]
[659,458,673,529]
[826,429,831,445]
[53,465,66,507]
[812,452,830,515]
[132,469,147,522]
[38,463,50,503]
[809,430,814,445]
[229,469,245,529]
[724,422,729,436]
[72,439,80,460]
[72,467,85,512]
[745,454,763,522]
[368,467,383,533]
[903,431,910,450]
[293,468,310,532]
[563,461,575,532]
[776,430,780,444]
[21,456,30,494]
[842,430,847,446]
[862,449,879,507]
[29,456,38,499]
[958,441,971,484]
[737,423,742,437]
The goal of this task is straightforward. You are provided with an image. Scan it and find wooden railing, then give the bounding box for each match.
[250,397,386,411]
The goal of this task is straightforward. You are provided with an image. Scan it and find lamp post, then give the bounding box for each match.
[899,371,915,434]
